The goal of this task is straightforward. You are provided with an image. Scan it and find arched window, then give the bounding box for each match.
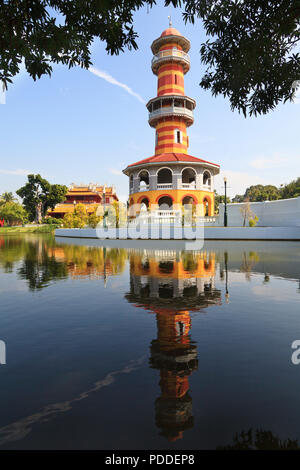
[182,168,196,186]
[203,171,211,186]
[203,198,209,216]
[157,168,172,184]
[138,170,149,191]
[182,195,196,206]
[140,197,149,212]
[158,195,173,210]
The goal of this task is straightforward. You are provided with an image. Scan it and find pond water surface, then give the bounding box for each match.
[0,234,300,450]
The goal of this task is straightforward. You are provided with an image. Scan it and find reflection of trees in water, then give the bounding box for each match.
[0,236,43,273]
[240,251,260,281]
[51,245,127,278]
[18,241,68,291]
[181,252,199,273]
[0,235,127,290]
[218,428,300,450]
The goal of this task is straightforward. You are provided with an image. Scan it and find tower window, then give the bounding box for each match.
[175,129,182,144]
[174,74,177,85]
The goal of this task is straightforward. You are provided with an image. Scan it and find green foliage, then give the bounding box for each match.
[244,185,281,202]
[0,192,16,203]
[88,211,102,229]
[249,216,259,227]
[214,191,231,214]
[1,1,299,115]
[171,0,300,116]
[0,0,156,89]
[106,201,127,228]
[279,177,300,199]
[62,204,88,228]
[218,428,300,450]
[0,201,28,226]
[233,179,300,202]
[16,174,67,223]
[42,216,62,226]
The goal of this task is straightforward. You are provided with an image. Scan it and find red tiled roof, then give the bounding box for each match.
[125,153,220,169]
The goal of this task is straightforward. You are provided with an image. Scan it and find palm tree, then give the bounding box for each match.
[1,192,16,203]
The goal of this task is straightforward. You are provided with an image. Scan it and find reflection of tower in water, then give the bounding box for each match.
[126,250,221,442]
[150,309,197,442]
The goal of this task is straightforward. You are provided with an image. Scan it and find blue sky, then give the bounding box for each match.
[0,2,299,202]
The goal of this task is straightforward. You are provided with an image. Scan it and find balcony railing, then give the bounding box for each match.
[151,49,190,73]
[157,183,173,189]
[181,183,196,189]
[139,184,149,192]
[149,106,194,125]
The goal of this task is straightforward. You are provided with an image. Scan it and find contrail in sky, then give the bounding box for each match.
[89,66,146,104]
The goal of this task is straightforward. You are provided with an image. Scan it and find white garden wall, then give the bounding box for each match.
[218,196,300,227]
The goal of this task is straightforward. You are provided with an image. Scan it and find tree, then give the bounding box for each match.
[106,201,127,228]
[232,194,244,203]
[0,192,16,203]
[240,199,256,227]
[214,191,231,214]
[232,184,281,202]
[174,0,300,116]
[62,203,88,228]
[0,0,155,89]
[0,201,28,226]
[279,177,300,198]
[244,185,280,202]
[1,1,299,116]
[16,174,68,223]
[88,210,102,229]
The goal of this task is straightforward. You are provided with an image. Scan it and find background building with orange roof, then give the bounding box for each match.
[47,183,119,219]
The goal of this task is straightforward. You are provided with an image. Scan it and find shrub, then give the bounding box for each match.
[42,216,62,226]
[249,216,259,227]
[88,211,102,228]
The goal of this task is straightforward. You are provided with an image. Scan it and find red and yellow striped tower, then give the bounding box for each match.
[123,23,220,218]
[150,23,193,155]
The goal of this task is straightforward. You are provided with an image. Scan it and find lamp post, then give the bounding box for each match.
[224,177,228,227]
[102,184,107,229]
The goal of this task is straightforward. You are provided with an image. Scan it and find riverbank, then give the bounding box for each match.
[0,225,55,234]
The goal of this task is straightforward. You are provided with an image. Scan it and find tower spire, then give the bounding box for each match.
[168,15,172,27]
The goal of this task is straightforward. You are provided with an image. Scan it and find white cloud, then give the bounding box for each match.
[249,155,286,170]
[88,67,146,104]
[249,152,300,170]
[0,169,31,176]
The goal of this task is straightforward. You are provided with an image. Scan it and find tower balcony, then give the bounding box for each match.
[147,95,196,128]
[151,49,190,75]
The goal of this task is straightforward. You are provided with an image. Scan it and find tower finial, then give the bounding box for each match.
[168,15,172,27]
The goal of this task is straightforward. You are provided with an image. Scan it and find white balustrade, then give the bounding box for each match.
[151,49,190,71]
[149,106,194,122]
[157,183,173,189]
[181,183,196,189]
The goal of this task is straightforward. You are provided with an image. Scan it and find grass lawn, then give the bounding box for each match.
[0,225,56,234]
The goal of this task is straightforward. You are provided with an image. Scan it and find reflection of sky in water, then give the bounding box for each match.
[0,235,299,449]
